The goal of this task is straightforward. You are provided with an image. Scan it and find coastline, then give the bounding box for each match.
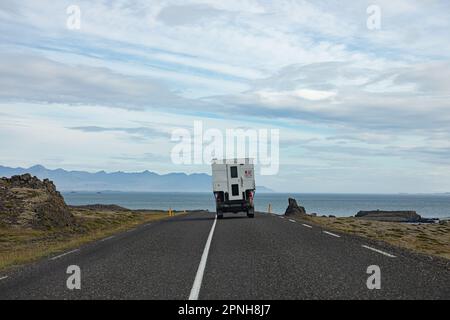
[62,191,450,219]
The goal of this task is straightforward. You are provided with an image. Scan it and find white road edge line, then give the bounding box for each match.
[323,231,341,238]
[0,276,8,281]
[362,245,396,258]
[302,224,312,228]
[101,236,115,242]
[289,219,296,223]
[50,249,80,261]
[189,215,218,300]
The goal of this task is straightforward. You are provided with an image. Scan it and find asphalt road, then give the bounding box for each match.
[0,211,449,299]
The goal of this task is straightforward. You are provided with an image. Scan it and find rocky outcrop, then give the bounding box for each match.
[0,174,75,229]
[285,198,307,216]
[355,210,421,223]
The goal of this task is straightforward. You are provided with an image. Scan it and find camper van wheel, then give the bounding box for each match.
[247,209,255,218]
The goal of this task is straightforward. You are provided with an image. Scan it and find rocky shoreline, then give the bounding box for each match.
[285,197,442,224]
[283,197,449,260]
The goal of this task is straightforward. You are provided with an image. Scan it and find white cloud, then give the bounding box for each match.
[1,0,450,192]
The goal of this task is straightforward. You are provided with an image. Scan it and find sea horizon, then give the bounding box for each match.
[62,191,450,219]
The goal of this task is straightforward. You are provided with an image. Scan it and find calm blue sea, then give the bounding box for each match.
[62,192,450,219]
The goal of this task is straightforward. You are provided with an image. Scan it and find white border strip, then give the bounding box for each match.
[50,249,80,261]
[0,276,8,281]
[289,219,296,223]
[189,215,218,300]
[323,231,341,238]
[302,224,312,228]
[362,245,396,258]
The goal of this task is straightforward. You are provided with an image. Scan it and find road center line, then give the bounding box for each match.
[289,219,296,223]
[323,231,341,238]
[0,276,8,281]
[362,245,396,258]
[189,215,218,300]
[302,224,312,228]
[50,249,80,261]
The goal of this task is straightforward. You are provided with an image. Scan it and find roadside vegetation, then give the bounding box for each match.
[0,207,170,271]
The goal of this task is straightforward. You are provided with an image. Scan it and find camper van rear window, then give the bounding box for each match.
[230,166,238,178]
[231,184,239,196]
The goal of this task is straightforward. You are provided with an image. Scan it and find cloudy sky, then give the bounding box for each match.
[1,0,450,193]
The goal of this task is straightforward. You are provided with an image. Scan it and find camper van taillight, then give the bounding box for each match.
[215,192,223,203]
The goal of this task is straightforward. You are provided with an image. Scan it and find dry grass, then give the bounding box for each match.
[0,208,172,271]
[299,215,450,260]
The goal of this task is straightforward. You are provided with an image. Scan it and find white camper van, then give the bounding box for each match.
[211,158,256,219]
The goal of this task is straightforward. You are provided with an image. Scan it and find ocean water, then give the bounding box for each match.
[62,192,450,219]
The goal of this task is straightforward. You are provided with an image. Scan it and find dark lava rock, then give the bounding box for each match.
[355,210,421,223]
[0,174,76,229]
[285,198,307,216]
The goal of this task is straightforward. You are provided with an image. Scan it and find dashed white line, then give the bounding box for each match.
[362,245,396,258]
[302,224,313,228]
[0,276,8,281]
[189,215,217,300]
[50,249,80,261]
[289,219,296,223]
[100,236,115,242]
[323,231,341,238]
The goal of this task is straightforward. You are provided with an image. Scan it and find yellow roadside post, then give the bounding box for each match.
[169,208,173,217]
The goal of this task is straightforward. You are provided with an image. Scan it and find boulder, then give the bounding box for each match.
[285,198,307,216]
[0,174,76,229]
[355,210,421,223]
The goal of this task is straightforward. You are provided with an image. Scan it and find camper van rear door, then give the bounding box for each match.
[228,165,241,200]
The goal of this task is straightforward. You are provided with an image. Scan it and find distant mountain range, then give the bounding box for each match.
[0,165,273,193]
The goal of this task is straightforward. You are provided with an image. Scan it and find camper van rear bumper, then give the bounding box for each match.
[217,201,252,213]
